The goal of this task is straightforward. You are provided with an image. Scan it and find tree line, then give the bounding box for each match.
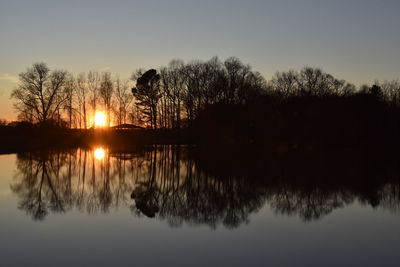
[11,57,400,130]
[11,63,133,128]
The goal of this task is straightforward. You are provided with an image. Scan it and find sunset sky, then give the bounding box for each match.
[1,0,399,120]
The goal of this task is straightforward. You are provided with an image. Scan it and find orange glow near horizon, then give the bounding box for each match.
[94,147,105,160]
[94,111,106,128]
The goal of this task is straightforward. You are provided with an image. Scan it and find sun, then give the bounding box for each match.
[94,111,106,127]
[94,147,105,160]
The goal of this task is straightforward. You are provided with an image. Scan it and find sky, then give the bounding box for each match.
[1,0,399,120]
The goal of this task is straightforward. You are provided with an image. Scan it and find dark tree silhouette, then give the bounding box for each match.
[11,62,69,124]
[5,58,400,154]
[132,69,161,129]
[99,72,114,127]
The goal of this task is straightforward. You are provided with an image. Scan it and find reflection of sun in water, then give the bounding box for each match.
[94,111,106,127]
[94,148,105,160]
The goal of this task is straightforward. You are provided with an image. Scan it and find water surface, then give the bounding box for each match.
[1,146,400,266]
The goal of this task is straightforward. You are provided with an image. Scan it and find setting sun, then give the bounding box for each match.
[94,111,106,127]
[94,147,105,160]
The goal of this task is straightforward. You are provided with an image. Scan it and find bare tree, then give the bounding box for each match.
[88,70,100,128]
[296,67,351,97]
[11,62,69,124]
[16,105,35,123]
[181,61,202,125]
[63,74,76,128]
[271,67,355,97]
[76,73,89,129]
[99,72,114,127]
[271,70,299,97]
[160,60,185,128]
[128,104,145,126]
[114,76,132,125]
[380,80,400,106]
[224,57,249,103]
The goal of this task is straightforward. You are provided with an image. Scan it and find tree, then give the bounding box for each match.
[88,70,100,128]
[181,61,201,125]
[271,67,355,97]
[132,69,161,129]
[224,57,249,103]
[296,67,326,96]
[99,72,114,127]
[76,73,89,129]
[271,70,298,97]
[114,76,132,125]
[11,62,68,124]
[63,74,76,128]
[370,84,383,99]
[160,59,185,129]
[380,80,400,106]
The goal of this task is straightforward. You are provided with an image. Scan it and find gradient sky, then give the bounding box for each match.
[1,0,399,120]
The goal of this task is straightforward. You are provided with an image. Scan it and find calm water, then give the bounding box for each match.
[1,146,400,267]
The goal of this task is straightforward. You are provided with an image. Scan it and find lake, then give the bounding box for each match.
[1,146,400,266]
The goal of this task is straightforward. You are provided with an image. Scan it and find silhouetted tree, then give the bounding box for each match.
[271,70,299,97]
[381,80,400,106]
[99,72,114,127]
[11,62,69,124]
[88,70,100,128]
[75,73,89,129]
[159,60,185,128]
[114,77,132,125]
[370,84,383,99]
[132,69,161,129]
[63,74,76,128]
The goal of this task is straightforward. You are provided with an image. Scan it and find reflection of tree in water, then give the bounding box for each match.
[10,146,267,227]
[380,183,400,213]
[10,146,400,226]
[11,152,68,220]
[129,146,267,229]
[265,185,354,221]
[11,149,136,220]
